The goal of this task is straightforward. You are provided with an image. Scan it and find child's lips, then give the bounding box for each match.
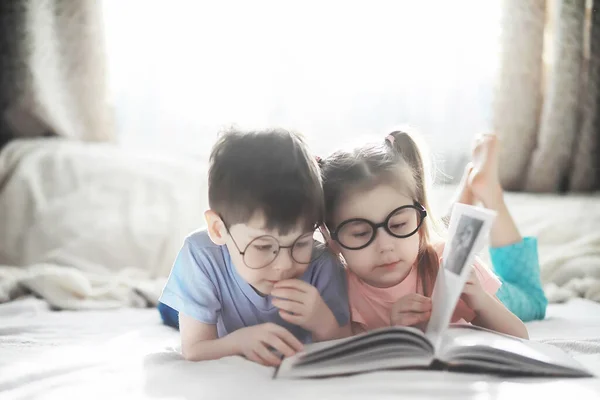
[376,261,400,269]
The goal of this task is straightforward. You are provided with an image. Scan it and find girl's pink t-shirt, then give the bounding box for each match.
[347,242,502,330]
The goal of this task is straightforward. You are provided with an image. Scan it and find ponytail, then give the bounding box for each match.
[385,131,426,187]
[385,129,443,296]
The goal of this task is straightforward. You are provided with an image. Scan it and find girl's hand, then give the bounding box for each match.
[271,279,338,340]
[390,293,432,329]
[460,270,492,312]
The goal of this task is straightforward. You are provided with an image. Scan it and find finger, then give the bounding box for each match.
[269,324,304,352]
[405,293,432,303]
[393,294,430,310]
[246,351,265,365]
[394,309,431,322]
[272,298,304,315]
[266,333,297,358]
[462,284,475,294]
[396,298,432,313]
[273,279,310,292]
[419,311,432,322]
[469,269,479,281]
[413,299,432,312]
[254,344,282,366]
[393,313,419,327]
[279,309,305,326]
[270,288,305,303]
[399,311,431,326]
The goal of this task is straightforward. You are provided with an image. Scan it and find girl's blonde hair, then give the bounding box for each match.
[320,129,443,296]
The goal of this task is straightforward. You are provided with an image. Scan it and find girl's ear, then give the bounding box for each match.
[205,210,228,245]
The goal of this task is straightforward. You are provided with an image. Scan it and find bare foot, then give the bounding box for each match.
[468,133,503,208]
[457,163,476,205]
[444,163,477,225]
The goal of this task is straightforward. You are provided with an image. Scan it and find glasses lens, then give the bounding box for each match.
[244,236,279,269]
[337,220,374,249]
[388,207,421,237]
[291,232,315,264]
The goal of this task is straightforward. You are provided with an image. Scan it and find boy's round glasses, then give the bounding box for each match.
[331,203,427,250]
[222,220,321,269]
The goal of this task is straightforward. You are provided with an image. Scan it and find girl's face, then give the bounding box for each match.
[332,184,421,288]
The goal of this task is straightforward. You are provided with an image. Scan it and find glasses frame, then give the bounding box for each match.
[331,202,427,250]
[222,219,319,270]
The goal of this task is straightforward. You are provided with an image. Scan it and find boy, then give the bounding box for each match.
[158,128,350,366]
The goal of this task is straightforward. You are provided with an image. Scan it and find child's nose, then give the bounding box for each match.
[273,248,295,271]
[375,228,396,252]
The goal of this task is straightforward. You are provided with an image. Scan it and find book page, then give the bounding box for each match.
[293,326,433,367]
[425,204,496,349]
[275,327,435,379]
[275,326,435,379]
[436,325,591,377]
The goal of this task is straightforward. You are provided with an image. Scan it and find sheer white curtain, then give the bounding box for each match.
[102,0,502,182]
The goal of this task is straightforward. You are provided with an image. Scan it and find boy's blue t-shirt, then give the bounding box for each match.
[159,229,350,343]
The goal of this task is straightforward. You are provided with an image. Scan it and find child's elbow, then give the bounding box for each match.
[181,345,200,361]
[514,321,529,340]
[181,340,209,362]
[519,326,529,340]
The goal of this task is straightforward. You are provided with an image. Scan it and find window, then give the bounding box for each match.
[102,0,502,182]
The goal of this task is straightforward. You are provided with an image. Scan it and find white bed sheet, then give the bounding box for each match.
[1,298,600,400]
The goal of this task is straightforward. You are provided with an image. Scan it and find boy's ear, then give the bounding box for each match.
[205,210,228,245]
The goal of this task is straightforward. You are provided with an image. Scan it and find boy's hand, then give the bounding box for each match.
[390,293,432,329]
[227,323,303,367]
[271,279,337,339]
[460,270,492,312]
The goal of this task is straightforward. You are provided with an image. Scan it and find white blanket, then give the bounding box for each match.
[0,138,599,309]
[0,138,207,309]
[1,297,600,399]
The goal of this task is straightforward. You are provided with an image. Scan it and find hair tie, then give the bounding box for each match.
[385,134,395,146]
[315,156,324,168]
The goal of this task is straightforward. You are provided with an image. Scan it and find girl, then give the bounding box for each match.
[319,130,542,338]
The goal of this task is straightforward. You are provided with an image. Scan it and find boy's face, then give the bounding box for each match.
[225,213,315,296]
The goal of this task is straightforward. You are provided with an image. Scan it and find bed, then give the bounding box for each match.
[1,297,600,399]
[1,138,600,399]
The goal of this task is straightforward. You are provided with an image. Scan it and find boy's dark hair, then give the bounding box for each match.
[208,127,324,234]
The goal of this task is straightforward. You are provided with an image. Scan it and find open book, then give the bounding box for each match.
[275,204,593,379]
[275,323,592,379]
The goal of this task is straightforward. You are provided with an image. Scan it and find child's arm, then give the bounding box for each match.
[471,295,529,339]
[180,314,304,365]
[179,314,230,361]
[462,271,529,339]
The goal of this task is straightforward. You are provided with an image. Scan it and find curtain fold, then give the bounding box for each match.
[494,0,600,192]
[0,0,113,145]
